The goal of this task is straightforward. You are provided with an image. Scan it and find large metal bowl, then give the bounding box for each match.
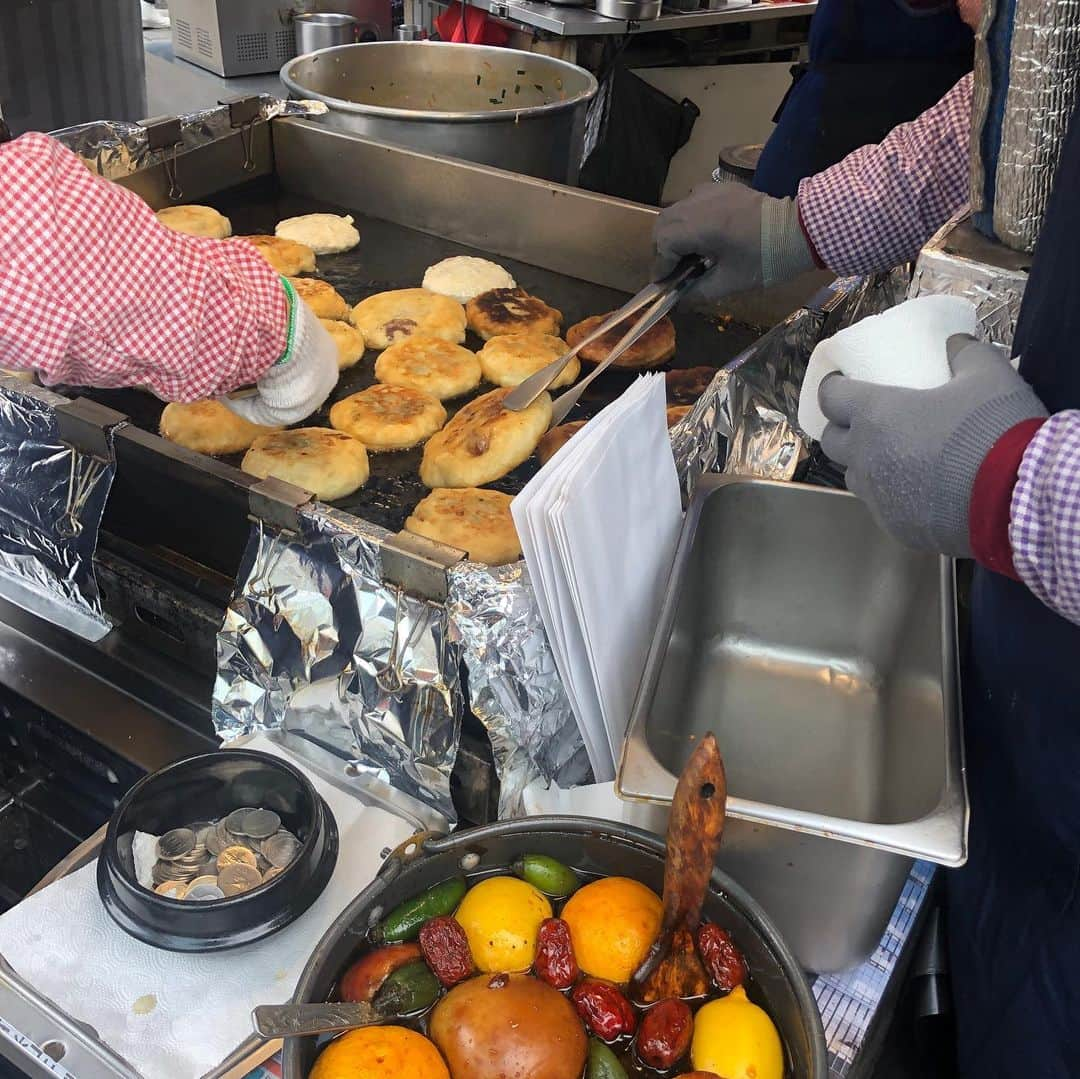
[283,816,828,1079]
[280,41,598,183]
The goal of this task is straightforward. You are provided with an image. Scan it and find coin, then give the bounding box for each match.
[185,874,219,892]
[184,883,225,902]
[217,845,258,870]
[241,809,281,840]
[154,880,187,898]
[186,821,215,845]
[152,860,198,885]
[262,866,283,883]
[205,822,232,856]
[218,863,262,896]
[262,831,302,869]
[157,828,196,861]
[224,807,259,835]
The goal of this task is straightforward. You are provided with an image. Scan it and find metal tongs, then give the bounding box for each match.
[503,254,714,427]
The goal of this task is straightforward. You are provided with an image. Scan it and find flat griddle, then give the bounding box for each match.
[75,176,761,535]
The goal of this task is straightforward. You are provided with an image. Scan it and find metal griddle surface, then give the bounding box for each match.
[79,177,762,533]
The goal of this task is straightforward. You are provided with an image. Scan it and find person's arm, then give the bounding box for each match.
[0,132,336,422]
[970,410,1080,625]
[798,73,974,275]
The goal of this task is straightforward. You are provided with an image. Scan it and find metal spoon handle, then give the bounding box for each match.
[252,1002,383,1039]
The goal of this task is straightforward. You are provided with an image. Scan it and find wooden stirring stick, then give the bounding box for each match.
[632,732,727,1003]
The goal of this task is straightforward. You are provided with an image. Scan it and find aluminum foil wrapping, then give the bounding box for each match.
[448,559,592,818]
[0,379,114,641]
[910,213,1029,348]
[213,506,461,830]
[979,0,1080,251]
[50,96,328,180]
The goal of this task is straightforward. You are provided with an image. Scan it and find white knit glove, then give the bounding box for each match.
[222,279,339,427]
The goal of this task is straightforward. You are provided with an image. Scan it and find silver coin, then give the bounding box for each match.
[183,883,225,902]
[205,822,232,856]
[241,809,280,840]
[157,828,196,861]
[224,807,259,835]
[262,831,301,868]
[185,821,215,845]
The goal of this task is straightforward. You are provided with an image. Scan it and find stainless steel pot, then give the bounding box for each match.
[283,816,828,1079]
[294,13,359,54]
[280,42,598,183]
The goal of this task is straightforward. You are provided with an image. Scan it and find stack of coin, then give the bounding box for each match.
[148,807,302,902]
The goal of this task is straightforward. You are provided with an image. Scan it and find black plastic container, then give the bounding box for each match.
[284,816,828,1079]
[98,749,338,952]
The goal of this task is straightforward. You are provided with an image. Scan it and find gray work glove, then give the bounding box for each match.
[653,182,816,302]
[223,279,339,427]
[818,335,1047,557]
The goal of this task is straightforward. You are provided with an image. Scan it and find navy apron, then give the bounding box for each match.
[752,0,972,198]
[946,98,1080,1076]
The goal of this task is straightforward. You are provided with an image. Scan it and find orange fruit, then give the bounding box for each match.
[561,876,663,984]
[454,876,553,972]
[309,1026,449,1079]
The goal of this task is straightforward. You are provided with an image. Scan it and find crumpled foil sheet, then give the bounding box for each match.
[983,0,1080,252]
[447,559,593,818]
[51,96,327,180]
[0,380,114,641]
[910,213,1029,347]
[213,506,461,830]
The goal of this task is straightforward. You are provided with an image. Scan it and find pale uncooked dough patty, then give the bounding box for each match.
[276,213,359,255]
[422,256,516,304]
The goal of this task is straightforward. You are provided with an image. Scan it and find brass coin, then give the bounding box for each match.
[217,845,257,870]
[218,863,262,896]
[154,880,187,898]
[262,866,283,884]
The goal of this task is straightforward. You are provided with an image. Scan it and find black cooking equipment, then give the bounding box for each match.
[98,749,338,952]
[283,817,828,1079]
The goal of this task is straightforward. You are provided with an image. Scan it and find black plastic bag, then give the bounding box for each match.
[579,65,699,207]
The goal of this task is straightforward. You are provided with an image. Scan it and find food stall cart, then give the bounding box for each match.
[0,93,968,1078]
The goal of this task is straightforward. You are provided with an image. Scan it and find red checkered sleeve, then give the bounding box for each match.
[797,73,974,276]
[0,132,288,401]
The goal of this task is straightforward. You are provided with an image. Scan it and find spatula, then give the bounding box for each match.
[631,731,727,1003]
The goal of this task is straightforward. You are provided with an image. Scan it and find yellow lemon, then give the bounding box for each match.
[309,1026,449,1079]
[454,876,552,973]
[561,876,663,984]
[690,985,784,1079]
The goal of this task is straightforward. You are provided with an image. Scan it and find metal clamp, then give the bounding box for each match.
[138,115,184,200]
[54,398,127,461]
[248,477,314,536]
[381,530,466,604]
[219,95,263,172]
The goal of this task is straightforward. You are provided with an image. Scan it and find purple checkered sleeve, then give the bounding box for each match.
[1010,412,1080,625]
[798,74,974,275]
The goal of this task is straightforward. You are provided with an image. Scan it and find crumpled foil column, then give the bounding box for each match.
[0,380,114,641]
[972,0,1080,252]
[213,507,462,830]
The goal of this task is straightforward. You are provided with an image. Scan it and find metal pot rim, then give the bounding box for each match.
[280,41,600,125]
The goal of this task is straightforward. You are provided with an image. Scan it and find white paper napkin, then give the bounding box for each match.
[797,295,978,440]
[512,375,683,781]
[0,735,414,1079]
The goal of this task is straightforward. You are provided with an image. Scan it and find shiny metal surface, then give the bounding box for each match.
[272,120,656,293]
[595,0,662,18]
[280,42,598,182]
[619,476,966,971]
[294,13,359,54]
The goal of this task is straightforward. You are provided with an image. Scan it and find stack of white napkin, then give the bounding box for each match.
[512,375,683,782]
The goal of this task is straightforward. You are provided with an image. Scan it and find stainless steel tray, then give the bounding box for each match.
[618,475,967,971]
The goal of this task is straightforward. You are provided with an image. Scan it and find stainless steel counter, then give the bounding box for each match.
[430,0,814,37]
